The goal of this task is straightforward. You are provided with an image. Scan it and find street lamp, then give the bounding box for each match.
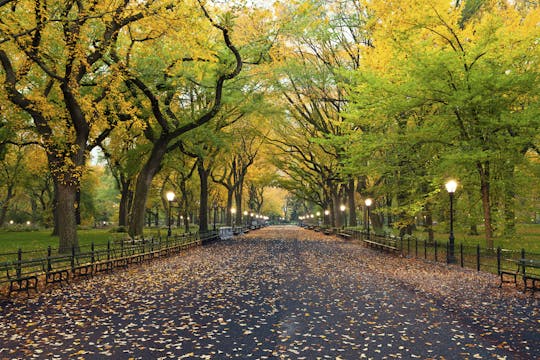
[445,180,458,263]
[324,209,330,226]
[166,191,175,237]
[231,207,236,228]
[340,204,346,229]
[365,198,372,240]
[243,210,248,227]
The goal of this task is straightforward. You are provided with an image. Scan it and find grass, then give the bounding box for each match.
[413,223,540,254]
[347,223,540,254]
[0,226,200,262]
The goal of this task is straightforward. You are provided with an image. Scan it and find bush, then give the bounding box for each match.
[2,223,40,232]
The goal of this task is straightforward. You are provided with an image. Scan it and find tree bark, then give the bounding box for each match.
[197,159,209,233]
[0,186,14,226]
[56,181,79,254]
[347,178,357,227]
[235,183,243,225]
[477,161,494,248]
[129,141,168,237]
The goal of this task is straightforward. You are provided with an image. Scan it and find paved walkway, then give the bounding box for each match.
[0,226,538,359]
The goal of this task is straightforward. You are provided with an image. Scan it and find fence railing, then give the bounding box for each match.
[340,229,540,278]
[0,230,220,297]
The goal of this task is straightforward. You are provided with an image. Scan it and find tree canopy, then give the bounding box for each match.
[0,0,538,250]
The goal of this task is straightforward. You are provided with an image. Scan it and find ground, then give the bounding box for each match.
[0,226,538,359]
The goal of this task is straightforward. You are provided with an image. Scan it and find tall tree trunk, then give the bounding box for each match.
[477,161,494,248]
[425,210,434,243]
[347,178,357,227]
[129,141,167,237]
[197,160,209,233]
[0,186,14,226]
[118,176,132,227]
[502,163,516,236]
[226,190,234,226]
[56,182,79,254]
[331,189,340,228]
[235,182,243,225]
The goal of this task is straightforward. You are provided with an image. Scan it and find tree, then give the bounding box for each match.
[116,1,243,237]
[345,0,540,247]
[0,0,154,252]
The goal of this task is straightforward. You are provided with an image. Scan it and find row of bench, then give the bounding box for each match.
[500,258,540,293]
[1,232,219,298]
[304,226,539,293]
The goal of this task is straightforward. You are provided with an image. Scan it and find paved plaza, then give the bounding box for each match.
[0,226,538,359]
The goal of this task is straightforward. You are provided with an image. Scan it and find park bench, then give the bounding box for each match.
[323,228,332,235]
[500,258,540,292]
[71,251,95,278]
[1,260,40,296]
[337,231,352,240]
[43,254,70,285]
[363,235,399,253]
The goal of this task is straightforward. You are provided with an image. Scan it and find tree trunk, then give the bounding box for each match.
[56,182,79,254]
[332,191,340,228]
[118,176,132,227]
[347,179,357,227]
[235,183,243,225]
[225,190,234,226]
[425,212,434,243]
[502,164,516,236]
[129,141,167,237]
[197,160,209,233]
[477,161,494,248]
[0,186,14,226]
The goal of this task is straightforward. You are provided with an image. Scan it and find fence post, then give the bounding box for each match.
[424,240,427,259]
[460,243,464,268]
[434,240,438,262]
[107,240,111,261]
[47,246,52,271]
[521,248,525,260]
[476,244,480,271]
[407,237,410,256]
[91,242,95,264]
[497,247,501,275]
[415,237,418,258]
[16,248,22,278]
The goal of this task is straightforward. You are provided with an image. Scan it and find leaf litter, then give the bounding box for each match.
[0,226,537,359]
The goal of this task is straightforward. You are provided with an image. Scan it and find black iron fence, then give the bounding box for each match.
[0,231,219,297]
[343,229,540,278]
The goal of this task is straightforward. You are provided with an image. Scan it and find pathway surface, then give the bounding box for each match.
[0,226,538,359]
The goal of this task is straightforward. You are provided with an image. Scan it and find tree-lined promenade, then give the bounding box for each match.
[0,0,538,257]
[1,227,538,359]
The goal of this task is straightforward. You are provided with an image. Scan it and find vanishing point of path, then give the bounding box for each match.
[0,226,538,359]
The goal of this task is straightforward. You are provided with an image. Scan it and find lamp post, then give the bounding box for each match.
[243,210,248,228]
[231,207,236,228]
[324,209,330,226]
[166,191,175,237]
[365,198,372,240]
[445,180,458,264]
[340,204,346,229]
